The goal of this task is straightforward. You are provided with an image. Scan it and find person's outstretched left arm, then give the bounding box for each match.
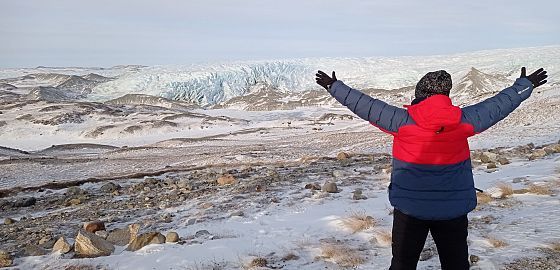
[315,70,411,134]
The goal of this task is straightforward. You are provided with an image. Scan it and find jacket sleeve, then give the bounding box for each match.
[328,80,411,133]
[461,78,532,133]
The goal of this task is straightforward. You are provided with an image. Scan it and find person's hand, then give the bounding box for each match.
[520,67,548,88]
[315,70,337,90]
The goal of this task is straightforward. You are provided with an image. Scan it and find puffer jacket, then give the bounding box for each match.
[328,78,533,220]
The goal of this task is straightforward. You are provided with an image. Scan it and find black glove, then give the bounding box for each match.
[315,70,337,90]
[520,67,548,88]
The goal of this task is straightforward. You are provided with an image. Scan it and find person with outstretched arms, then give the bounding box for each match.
[315,67,547,270]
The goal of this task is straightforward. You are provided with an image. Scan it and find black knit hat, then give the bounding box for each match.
[415,70,452,99]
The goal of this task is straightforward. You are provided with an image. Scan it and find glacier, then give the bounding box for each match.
[85,46,560,105]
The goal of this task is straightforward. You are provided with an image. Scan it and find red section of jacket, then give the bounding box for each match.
[390,95,475,165]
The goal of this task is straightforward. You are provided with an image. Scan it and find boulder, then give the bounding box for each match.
[100,182,120,193]
[83,221,105,233]
[352,189,367,200]
[4,218,16,225]
[304,183,321,190]
[165,232,179,243]
[497,157,510,165]
[14,197,36,208]
[336,152,350,160]
[52,236,72,254]
[0,250,13,267]
[21,244,47,257]
[479,152,497,163]
[107,224,140,246]
[550,143,560,153]
[126,232,166,251]
[217,174,236,186]
[486,163,497,169]
[322,182,339,193]
[74,230,114,258]
[529,149,547,160]
[66,186,85,196]
[195,230,212,239]
[470,254,480,264]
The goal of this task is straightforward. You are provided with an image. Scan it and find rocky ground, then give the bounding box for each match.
[1,141,559,269]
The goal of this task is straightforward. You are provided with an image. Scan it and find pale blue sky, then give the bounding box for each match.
[1,0,559,67]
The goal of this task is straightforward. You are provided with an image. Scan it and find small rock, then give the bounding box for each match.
[217,174,236,186]
[497,157,510,165]
[166,232,179,243]
[512,177,525,184]
[4,218,16,225]
[230,211,244,217]
[160,213,173,223]
[470,254,480,264]
[322,182,339,193]
[0,250,13,267]
[83,220,106,233]
[186,218,197,226]
[304,183,321,190]
[95,230,108,239]
[486,163,497,169]
[336,152,350,160]
[74,230,115,258]
[52,236,72,254]
[126,232,166,251]
[195,230,211,238]
[100,182,120,193]
[13,197,36,208]
[352,189,367,200]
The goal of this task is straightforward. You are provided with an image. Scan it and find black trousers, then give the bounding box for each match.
[389,209,470,270]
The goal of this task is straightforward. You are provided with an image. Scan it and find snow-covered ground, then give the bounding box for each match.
[1,46,560,269]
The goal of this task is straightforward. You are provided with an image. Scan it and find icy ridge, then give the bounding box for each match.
[85,46,560,105]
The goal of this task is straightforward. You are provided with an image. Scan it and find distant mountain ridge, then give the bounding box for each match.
[0,46,558,108]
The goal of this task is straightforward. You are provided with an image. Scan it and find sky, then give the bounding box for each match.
[0,0,559,68]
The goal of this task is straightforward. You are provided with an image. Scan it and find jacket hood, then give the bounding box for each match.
[404,95,461,132]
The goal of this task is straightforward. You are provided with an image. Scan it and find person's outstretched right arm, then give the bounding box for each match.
[462,67,548,133]
[315,70,411,134]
